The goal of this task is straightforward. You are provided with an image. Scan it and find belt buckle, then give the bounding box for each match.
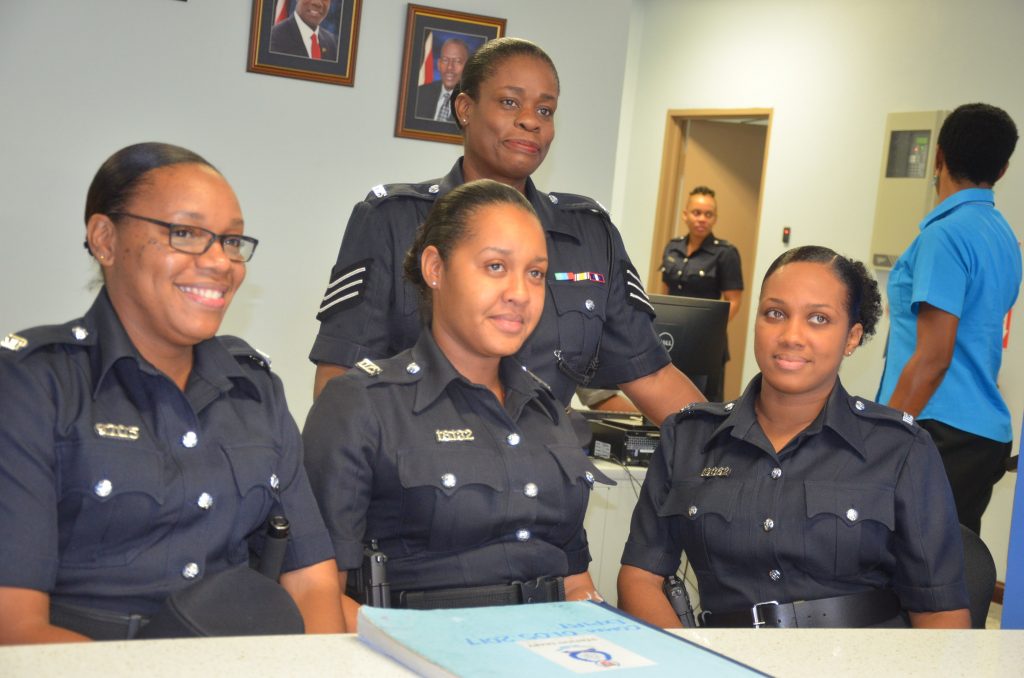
[751,600,779,628]
[517,577,544,603]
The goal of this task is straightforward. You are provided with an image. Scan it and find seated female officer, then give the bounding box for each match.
[0,143,343,643]
[618,245,970,629]
[303,179,611,627]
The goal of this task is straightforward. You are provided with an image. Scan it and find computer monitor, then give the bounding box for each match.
[649,293,729,399]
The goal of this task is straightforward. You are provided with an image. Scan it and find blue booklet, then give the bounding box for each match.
[358,601,765,676]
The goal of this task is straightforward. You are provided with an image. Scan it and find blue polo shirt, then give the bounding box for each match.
[878,188,1021,442]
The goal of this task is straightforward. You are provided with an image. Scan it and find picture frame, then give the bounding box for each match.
[247,0,362,86]
[395,4,505,144]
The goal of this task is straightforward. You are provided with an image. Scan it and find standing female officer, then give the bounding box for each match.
[0,143,343,643]
[618,246,970,628]
[303,180,611,628]
[309,37,703,422]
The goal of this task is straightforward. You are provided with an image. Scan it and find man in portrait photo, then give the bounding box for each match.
[270,0,338,61]
[414,37,470,123]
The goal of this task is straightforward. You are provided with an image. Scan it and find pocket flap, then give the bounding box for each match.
[547,444,616,486]
[68,443,166,505]
[223,444,280,496]
[804,481,895,529]
[398,447,506,496]
[548,282,607,320]
[659,479,740,522]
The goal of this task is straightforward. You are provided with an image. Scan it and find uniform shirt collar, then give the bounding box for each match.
[921,187,994,231]
[410,329,558,422]
[705,374,868,459]
[87,287,259,401]
[446,158,577,241]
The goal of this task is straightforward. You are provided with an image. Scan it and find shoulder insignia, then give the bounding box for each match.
[364,181,440,204]
[317,258,372,321]
[356,358,383,376]
[687,400,731,416]
[1,333,28,351]
[520,364,554,395]
[622,261,654,316]
[371,184,387,198]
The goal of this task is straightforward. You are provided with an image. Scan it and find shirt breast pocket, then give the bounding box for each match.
[397,447,506,551]
[59,442,167,568]
[548,282,607,377]
[658,479,742,575]
[803,481,895,577]
[222,444,282,562]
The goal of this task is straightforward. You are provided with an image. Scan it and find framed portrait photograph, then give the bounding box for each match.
[395,4,506,144]
[247,0,362,86]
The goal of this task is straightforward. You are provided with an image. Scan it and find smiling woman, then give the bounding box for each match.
[0,143,343,643]
[618,245,971,630]
[303,179,613,629]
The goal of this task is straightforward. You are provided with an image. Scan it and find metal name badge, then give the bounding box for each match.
[435,428,475,443]
[1,333,28,351]
[95,423,141,441]
[700,466,732,478]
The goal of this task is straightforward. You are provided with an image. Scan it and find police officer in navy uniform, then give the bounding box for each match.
[0,143,343,643]
[310,38,703,423]
[660,186,743,401]
[304,180,612,629]
[619,246,970,629]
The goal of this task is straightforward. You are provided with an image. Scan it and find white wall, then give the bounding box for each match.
[617,0,1024,579]
[0,0,632,422]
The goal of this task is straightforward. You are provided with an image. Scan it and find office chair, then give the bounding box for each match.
[960,524,997,629]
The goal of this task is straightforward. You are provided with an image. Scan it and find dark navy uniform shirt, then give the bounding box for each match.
[303,331,614,593]
[309,158,670,406]
[621,375,969,616]
[0,290,333,616]
[661,234,743,299]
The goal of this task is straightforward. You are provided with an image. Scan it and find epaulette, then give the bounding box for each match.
[519,364,554,396]
[364,180,443,204]
[546,192,609,216]
[1,319,93,360]
[845,395,917,428]
[219,335,272,370]
[678,400,733,417]
[709,237,733,248]
[353,356,426,387]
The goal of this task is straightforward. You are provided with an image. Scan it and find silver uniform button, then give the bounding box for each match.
[428,184,440,194]
[584,471,595,485]
[181,431,198,448]
[506,432,521,446]
[406,362,421,375]
[71,326,89,341]
[846,508,859,522]
[770,467,783,479]
[182,562,200,579]
[523,482,538,498]
[94,479,113,497]
[687,505,698,517]
[548,194,559,204]
[584,299,596,312]
[855,400,866,411]
[197,492,214,510]
[769,569,782,582]
[724,402,735,411]
[269,473,280,490]
[441,473,457,489]
[763,518,775,532]
[516,528,531,541]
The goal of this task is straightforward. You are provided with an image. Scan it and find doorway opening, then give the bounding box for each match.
[647,109,772,402]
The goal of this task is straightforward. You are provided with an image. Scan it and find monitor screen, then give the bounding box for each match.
[649,294,729,397]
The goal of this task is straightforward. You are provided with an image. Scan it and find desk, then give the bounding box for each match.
[2,629,1021,677]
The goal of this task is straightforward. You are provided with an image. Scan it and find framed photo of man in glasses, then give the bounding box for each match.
[395,5,505,145]
[247,0,362,86]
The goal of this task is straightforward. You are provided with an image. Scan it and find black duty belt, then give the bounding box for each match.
[393,576,565,610]
[50,602,150,640]
[699,589,902,628]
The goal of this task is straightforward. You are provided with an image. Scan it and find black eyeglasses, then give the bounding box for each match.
[108,212,259,263]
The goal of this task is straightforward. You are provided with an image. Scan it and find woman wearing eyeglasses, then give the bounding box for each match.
[0,142,343,643]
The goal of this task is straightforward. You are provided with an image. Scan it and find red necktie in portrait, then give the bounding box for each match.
[310,33,321,59]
